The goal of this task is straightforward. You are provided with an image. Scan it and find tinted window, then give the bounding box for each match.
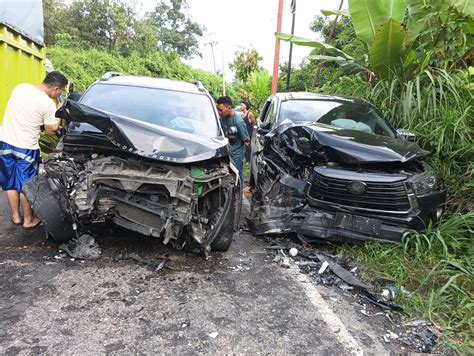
[263,103,275,124]
[279,100,396,137]
[80,84,220,138]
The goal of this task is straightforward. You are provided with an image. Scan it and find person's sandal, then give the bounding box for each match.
[23,220,42,229]
[11,217,23,226]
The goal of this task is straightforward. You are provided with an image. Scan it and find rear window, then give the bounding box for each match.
[279,100,396,137]
[80,84,220,138]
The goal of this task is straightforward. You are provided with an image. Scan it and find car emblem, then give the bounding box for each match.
[346,181,367,195]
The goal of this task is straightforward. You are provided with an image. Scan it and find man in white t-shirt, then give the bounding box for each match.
[0,71,68,228]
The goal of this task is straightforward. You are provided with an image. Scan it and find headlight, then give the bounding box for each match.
[408,165,437,196]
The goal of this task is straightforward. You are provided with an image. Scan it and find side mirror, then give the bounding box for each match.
[396,128,416,141]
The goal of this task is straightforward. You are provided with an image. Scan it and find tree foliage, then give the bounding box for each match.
[148,0,205,59]
[43,0,204,58]
[229,48,263,84]
[47,47,239,102]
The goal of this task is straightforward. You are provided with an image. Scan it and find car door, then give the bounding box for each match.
[250,99,276,186]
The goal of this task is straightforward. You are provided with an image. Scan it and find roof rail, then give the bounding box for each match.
[100,71,125,81]
[193,80,206,92]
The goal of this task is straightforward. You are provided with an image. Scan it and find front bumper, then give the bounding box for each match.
[248,175,447,243]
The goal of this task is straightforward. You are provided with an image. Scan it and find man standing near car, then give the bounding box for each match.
[0,71,68,228]
[216,96,250,188]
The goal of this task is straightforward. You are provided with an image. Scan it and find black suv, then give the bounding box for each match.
[248,92,446,243]
[24,73,239,252]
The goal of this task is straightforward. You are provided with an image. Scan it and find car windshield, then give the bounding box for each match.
[80,84,220,138]
[279,100,396,137]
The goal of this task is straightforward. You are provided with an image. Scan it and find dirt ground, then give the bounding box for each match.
[0,192,423,354]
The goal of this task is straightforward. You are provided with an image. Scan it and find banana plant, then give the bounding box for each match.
[277,0,474,81]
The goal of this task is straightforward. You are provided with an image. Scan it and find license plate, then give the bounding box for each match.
[334,213,381,236]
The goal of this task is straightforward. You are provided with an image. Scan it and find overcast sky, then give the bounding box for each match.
[138,0,346,81]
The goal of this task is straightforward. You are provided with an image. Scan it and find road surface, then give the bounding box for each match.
[0,192,402,354]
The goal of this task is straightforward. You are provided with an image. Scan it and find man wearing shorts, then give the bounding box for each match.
[0,71,68,228]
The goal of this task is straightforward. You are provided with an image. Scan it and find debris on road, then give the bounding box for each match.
[265,235,438,352]
[116,253,168,271]
[315,254,373,290]
[59,234,102,260]
[208,332,219,338]
[381,286,397,301]
[317,261,329,275]
[289,247,298,257]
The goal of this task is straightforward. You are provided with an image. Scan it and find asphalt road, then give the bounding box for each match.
[0,192,399,354]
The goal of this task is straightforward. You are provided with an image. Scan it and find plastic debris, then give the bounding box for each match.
[405,319,431,327]
[289,247,298,257]
[315,254,373,290]
[338,283,354,291]
[318,261,329,275]
[381,286,397,301]
[280,257,291,268]
[59,234,101,260]
[208,332,219,338]
[360,309,384,317]
[361,291,403,312]
[116,253,168,271]
[386,330,398,339]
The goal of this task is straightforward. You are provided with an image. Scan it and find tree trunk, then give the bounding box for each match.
[311,0,344,88]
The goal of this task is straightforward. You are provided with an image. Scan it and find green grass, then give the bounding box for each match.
[322,68,474,352]
[340,212,474,353]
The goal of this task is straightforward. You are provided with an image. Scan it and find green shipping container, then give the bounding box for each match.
[0,0,46,124]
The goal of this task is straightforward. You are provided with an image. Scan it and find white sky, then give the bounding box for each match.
[137,0,346,81]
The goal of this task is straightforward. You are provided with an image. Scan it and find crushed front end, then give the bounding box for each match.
[248,124,447,243]
[24,100,238,252]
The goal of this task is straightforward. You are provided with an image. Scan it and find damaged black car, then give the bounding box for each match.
[24,72,240,252]
[248,93,446,243]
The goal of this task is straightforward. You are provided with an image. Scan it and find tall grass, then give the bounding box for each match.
[325,68,473,352]
[342,213,474,353]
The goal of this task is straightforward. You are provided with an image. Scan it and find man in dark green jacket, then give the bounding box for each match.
[216,96,250,187]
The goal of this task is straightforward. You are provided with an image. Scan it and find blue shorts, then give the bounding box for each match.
[0,141,41,193]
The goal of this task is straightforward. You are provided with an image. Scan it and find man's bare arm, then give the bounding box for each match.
[44,118,60,135]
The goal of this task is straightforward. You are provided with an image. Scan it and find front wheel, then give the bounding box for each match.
[23,176,75,243]
[211,185,238,252]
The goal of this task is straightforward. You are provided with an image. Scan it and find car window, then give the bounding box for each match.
[263,102,275,125]
[80,84,220,138]
[279,100,396,137]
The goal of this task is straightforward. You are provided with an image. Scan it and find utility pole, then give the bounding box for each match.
[286,0,296,92]
[222,48,226,96]
[271,0,284,94]
[205,41,218,74]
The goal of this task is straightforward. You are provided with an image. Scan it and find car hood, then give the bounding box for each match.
[57,101,230,163]
[277,121,429,164]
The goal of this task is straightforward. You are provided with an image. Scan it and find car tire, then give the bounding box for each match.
[210,186,236,252]
[23,176,75,243]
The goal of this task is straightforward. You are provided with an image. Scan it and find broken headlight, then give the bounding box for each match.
[408,165,437,196]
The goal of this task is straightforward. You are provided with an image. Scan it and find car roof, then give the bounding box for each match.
[97,74,206,95]
[272,92,370,105]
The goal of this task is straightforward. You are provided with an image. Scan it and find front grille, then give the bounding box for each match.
[308,171,411,213]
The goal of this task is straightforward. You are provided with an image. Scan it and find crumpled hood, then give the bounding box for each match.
[277,121,429,164]
[57,101,230,163]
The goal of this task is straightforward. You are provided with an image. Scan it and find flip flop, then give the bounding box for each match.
[11,217,23,226]
[23,220,42,229]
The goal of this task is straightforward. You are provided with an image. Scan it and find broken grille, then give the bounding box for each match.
[308,171,411,213]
